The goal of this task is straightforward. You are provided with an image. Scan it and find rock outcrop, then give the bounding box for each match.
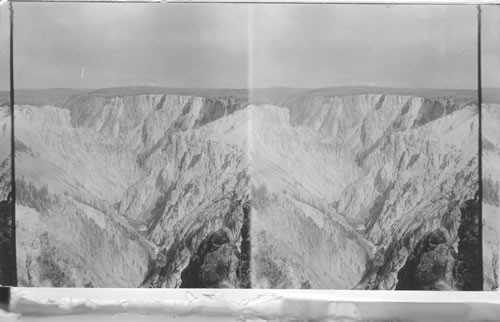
[396,229,456,290]
[180,228,244,288]
[0,199,15,286]
[456,193,482,290]
[396,194,482,291]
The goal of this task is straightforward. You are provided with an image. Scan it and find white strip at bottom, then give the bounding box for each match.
[4,288,500,321]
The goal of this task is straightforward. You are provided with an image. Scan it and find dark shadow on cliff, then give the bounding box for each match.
[0,197,16,286]
[455,192,483,290]
[179,202,251,288]
[396,192,482,290]
[141,199,251,288]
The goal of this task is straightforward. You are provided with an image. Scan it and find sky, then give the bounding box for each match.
[0,3,497,90]
[0,4,9,91]
[482,5,500,89]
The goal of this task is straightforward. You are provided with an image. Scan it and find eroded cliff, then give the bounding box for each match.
[5,89,491,289]
[252,93,479,289]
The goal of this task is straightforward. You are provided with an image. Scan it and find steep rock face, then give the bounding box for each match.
[0,107,14,286]
[482,103,500,290]
[415,244,457,290]
[13,104,151,287]
[249,104,369,289]
[65,94,242,149]
[180,229,231,288]
[281,94,469,152]
[179,227,248,288]
[253,94,478,289]
[396,194,482,291]
[0,159,10,203]
[0,107,11,201]
[396,229,456,290]
[142,196,250,288]
[456,193,482,290]
[122,105,251,288]
[199,243,240,288]
[12,94,249,287]
[0,107,10,165]
[0,199,15,285]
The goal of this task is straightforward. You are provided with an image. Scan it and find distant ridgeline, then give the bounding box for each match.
[1,86,500,108]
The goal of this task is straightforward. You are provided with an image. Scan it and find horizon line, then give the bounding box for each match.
[0,85,493,92]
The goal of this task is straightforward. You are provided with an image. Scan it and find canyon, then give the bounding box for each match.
[0,87,495,289]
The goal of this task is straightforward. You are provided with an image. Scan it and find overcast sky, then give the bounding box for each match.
[0,5,9,91]
[0,3,498,90]
[482,5,500,89]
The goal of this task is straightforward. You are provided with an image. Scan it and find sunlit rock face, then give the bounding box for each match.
[11,94,250,287]
[482,103,500,291]
[4,89,490,289]
[252,93,480,290]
